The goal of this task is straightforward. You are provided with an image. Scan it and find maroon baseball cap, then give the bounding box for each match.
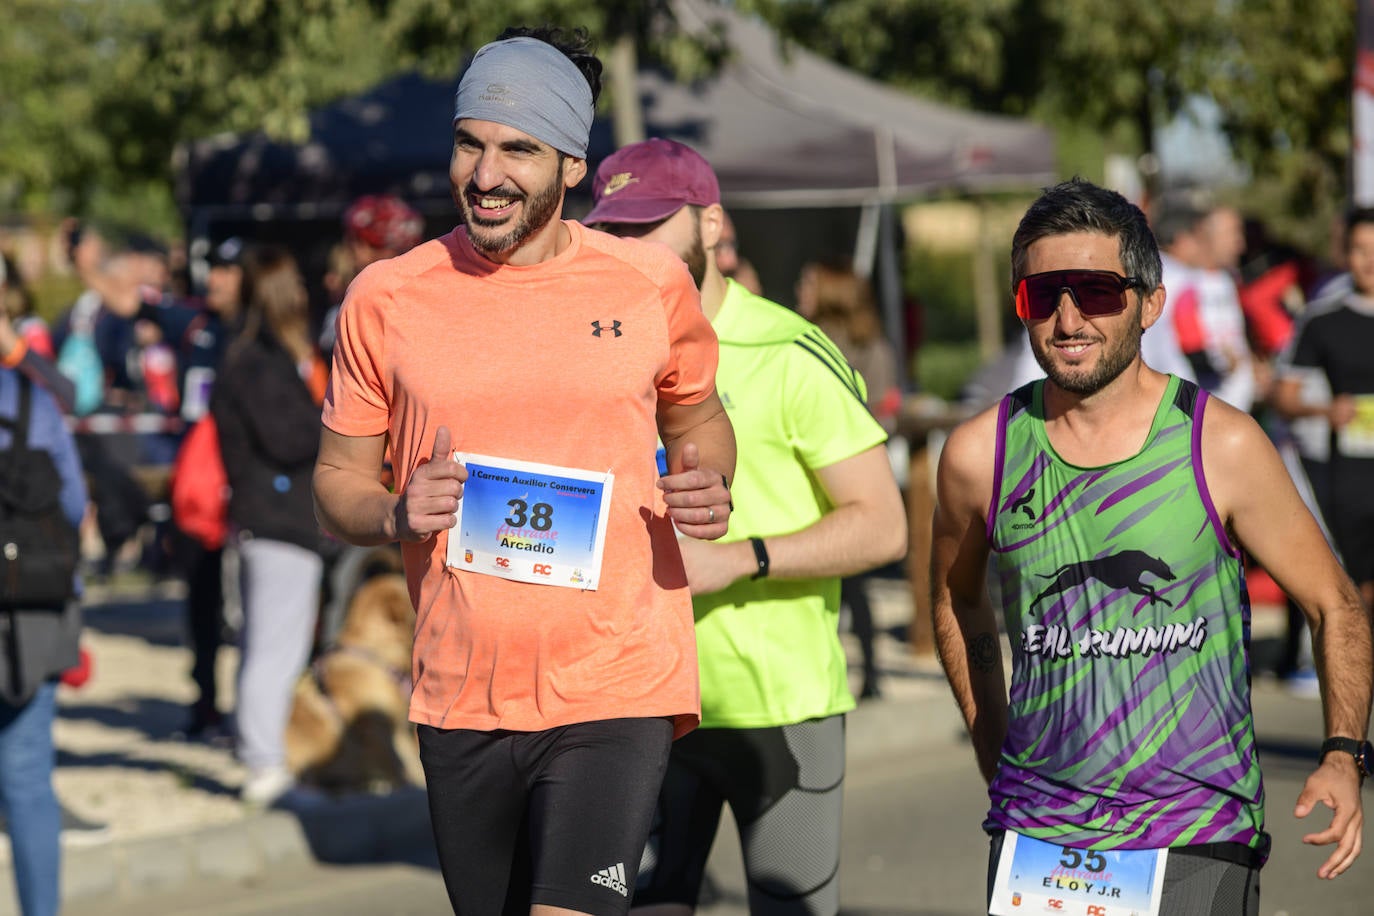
[583,138,720,226]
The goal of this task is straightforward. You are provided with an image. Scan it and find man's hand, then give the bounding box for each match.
[677,537,753,594]
[658,442,731,540]
[394,426,468,542]
[1295,756,1365,879]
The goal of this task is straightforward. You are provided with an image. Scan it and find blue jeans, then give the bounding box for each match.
[0,681,60,916]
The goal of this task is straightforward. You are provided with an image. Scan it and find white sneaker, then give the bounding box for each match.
[241,767,296,807]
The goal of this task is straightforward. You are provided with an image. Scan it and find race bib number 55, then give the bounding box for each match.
[444,453,614,590]
[989,832,1166,916]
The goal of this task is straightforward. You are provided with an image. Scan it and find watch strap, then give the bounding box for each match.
[749,537,769,580]
[1320,737,1373,777]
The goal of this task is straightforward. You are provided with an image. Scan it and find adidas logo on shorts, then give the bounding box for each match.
[590,861,629,896]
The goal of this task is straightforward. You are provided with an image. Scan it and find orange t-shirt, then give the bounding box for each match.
[323,221,716,738]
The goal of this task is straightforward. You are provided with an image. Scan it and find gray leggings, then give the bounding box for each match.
[986,832,1260,916]
[635,716,845,915]
[234,537,321,772]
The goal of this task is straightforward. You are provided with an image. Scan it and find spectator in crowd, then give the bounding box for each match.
[0,359,88,916]
[170,236,246,741]
[1310,212,1354,302]
[51,240,152,577]
[1174,202,1261,412]
[1,252,56,361]
[316,198,423,640]
[1236,220,1324,694]
[1145,197,1201,381]
[795,257,901,699]
[318,242,356,352]
[212,245,330,806]
[178,237,245,424]
[124,238,187,469]
[1266,305,1335,697]
[318,195,424,357]
[0,252,76,411]
[1238,219,1308,361]
[60,220,106,295]
[1273,206,1374,617]
[586,138,904,914]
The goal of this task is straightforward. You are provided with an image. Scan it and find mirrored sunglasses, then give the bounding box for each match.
[1015,269,1142,321]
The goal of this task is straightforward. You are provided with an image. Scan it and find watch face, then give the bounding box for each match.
[1360,742,1374,777]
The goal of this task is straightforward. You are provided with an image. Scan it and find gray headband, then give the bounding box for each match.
[454,37,594,159]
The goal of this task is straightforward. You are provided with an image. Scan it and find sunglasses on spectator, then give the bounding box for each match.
[1015,269,1143,321]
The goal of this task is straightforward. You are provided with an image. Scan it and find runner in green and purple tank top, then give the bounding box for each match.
[931,179,1372,916]
[988,374,1264,853]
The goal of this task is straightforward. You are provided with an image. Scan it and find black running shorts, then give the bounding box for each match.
[419,716,673,915]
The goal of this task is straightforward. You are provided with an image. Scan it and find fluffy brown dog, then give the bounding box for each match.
[285,570,423,792]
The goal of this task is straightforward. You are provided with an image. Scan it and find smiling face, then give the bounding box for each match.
[449,119,587,263]
[1023,232,1162,396]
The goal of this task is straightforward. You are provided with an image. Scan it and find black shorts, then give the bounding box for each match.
[1328,503,1374,584]
[1326,461,1374,583]
[986,832,1260,916]
[418,716,672,916]
[635,715,845,915]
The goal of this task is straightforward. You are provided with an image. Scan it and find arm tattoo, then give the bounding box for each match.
[969,632,998,673]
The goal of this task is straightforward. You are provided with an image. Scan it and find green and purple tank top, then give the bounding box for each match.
[985,376,1266,854]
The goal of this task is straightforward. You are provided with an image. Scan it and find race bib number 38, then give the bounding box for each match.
[444,453,614,590]
[989,832,1166,916]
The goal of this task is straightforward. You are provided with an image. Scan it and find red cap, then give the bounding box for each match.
[584,139,720,226]
[343,195,424,253]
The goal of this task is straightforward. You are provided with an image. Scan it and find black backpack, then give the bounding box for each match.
[0,376,79,610]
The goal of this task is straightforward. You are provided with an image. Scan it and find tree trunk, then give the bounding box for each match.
[972,201,1002,362]
[608,34,645,148]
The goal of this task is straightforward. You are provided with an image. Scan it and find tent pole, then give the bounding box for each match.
[876,203,907,391]
[872,127,906,385]
[853,203,880,279]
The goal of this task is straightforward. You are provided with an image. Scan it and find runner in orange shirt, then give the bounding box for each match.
[312,26,736,916]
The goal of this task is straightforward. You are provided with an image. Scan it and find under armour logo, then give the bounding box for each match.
[591,320,622,338]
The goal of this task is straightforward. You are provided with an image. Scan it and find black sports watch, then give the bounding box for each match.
[1319,737,1374,779]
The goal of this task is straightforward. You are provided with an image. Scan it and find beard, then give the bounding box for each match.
[683,215,707,288]
[457,162,565,257]
[1030,304,1143,396]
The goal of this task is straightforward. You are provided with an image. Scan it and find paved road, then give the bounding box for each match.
[67,681,1372,915]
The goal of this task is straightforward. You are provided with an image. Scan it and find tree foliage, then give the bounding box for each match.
[744,0,1356,247]
[0,0,713,234]
[0,0,1361,247]
[1201,0,1355,241]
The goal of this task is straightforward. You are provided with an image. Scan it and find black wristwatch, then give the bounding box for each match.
[748,537,770,580]
[1319,737,1374,779]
